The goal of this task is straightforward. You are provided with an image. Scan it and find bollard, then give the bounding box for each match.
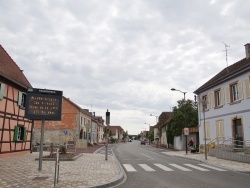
[54,149,60,187]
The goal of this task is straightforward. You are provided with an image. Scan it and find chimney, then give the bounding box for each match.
[245,43,250,59]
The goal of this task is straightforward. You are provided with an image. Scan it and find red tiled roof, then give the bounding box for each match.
[0,45,32,88]
[157,112,174,128]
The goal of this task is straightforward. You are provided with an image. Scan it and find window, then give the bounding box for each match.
[227,81,243,103]
[245,77,250,98]
[201,95,208,110]
[18,92,26,108]
[0,83,5,100]
[214,90,221,106]
[204,122,210,140]
[13,126,27,141]
[216,120,225,140]
[231,83,239,102]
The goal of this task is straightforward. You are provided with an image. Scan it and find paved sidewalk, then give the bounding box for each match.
[148,144,250,173]
[162,150,250,173]
[0,151,123,188]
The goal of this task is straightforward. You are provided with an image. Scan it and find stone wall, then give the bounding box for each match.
[33,128,78,145]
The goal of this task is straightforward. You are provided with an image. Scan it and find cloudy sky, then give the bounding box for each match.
[0,0,249,135]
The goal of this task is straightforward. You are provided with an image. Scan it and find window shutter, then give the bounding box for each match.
[18,92,23,106]
[245,79,250,98]
[0,83,5,99]
[13,126,19,141]
[23,127,27,141]
[216,121,219,138]
[221,122,225,138]
[199,97,203,111]
[221,88,225,105]
[205,122,210,140]
[238,81,243,100]
[211,93,215,108]
[205,94,209,109]
[207,122,210,139]
[226,86,230,103]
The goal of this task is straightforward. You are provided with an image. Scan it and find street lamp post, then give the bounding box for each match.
[150,114,159,147]
[171,88,188,154]
[105,109,110,161]
[201,99,208,160]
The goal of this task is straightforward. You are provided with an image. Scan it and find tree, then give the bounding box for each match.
[148,131,154,143]
[167,99,198,146]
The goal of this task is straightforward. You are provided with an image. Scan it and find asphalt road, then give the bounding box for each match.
[113,140,250,188]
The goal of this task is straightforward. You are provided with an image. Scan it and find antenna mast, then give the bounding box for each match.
[222,42,230,67]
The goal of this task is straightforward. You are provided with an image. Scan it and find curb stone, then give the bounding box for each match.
[81,149,126,188]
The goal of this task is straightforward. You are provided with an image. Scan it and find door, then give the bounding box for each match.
[233,118,243,148]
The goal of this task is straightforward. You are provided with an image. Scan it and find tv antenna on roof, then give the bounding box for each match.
[222,42,231,67]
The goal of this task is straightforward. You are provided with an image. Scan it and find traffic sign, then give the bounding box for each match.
[64,130,68,135]
[184,128,189,135]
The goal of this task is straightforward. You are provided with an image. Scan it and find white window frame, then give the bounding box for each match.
[215,90,221,107]
[18,91,26,108]
[231,84,239,102]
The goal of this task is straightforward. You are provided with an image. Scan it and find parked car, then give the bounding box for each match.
[141,140,146,145]
[129,139,132,142]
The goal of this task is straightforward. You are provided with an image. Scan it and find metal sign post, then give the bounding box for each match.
[184,128,189,155]
[24,88,63,171]
[38,119,45,171]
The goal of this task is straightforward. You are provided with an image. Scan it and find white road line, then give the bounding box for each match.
[123,164,137,172]
[138,164,156,171]
[169,164,192,171]
[154,164,174,171]
[198,164,227,171]
[184,164,210,171]
[140,153,155,160]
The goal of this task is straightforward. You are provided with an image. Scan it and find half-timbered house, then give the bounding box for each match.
[0,45,33,158]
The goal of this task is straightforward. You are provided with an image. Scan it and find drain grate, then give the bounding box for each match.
[32,176,49,181]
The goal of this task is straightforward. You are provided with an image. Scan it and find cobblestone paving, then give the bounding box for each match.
[0,152,121,188]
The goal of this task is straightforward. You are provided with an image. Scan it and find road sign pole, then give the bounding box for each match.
[38,119,45,171]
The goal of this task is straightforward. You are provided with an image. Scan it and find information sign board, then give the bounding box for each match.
[24,88,63,120]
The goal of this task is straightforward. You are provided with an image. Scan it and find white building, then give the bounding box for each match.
[194,43,250,151]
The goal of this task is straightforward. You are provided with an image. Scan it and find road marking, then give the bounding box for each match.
[169,164,192,171]
[198,164,227,171]
[138,164,155,171]
[123,164,137,172]
[154,164,174,171]
[140,153,155,160]
[184,164,210,171]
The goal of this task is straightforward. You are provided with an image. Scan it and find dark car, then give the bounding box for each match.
[141,140,146,145]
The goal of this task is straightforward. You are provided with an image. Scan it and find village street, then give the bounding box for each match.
[113,141,250,188]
